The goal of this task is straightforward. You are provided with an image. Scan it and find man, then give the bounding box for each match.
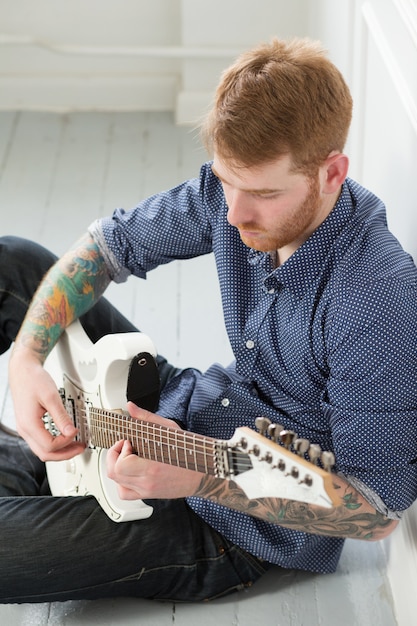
[2,37,417,603]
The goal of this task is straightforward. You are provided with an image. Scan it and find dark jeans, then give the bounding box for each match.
[0,236,270,603]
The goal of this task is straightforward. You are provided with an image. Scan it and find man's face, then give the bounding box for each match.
[212,154,329,261]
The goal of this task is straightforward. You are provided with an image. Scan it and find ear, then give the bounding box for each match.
[321,152,349,194]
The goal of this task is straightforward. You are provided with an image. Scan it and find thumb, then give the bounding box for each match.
[126,401,155,421]
[126,401,182,430]
[43,387,77,438]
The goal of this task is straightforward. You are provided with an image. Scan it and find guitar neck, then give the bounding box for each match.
[63,405,337,509]
[88,407,219,476]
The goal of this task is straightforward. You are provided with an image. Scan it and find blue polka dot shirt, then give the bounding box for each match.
[90,163,417,573]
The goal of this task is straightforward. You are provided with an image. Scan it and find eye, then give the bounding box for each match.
[253,191,280,200]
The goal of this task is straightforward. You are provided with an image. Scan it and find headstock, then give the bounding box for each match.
[227,417,339,508]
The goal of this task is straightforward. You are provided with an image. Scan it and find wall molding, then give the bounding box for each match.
[0,33,242,60]
[362,0,417,134]
[0,75,178,113]
[394,0,417,44]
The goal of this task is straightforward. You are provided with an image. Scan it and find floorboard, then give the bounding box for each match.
[0,111,398,625]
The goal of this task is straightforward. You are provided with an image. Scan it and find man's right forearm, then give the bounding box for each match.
[13,232,111,362]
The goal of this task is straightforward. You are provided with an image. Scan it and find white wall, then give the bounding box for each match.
[0,0,182,111]
[0,0,309,120]
[350,0,417,261]
[178,0,309,122]
[311,2,417,624]
[310,0,417,262]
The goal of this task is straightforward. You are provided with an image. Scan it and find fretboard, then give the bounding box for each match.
[87,407,218,475]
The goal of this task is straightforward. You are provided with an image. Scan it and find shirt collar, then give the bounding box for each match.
[247,180,355,298]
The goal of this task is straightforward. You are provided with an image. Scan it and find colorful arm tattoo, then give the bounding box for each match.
[17,232,111,360]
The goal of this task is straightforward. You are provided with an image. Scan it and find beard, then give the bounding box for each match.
[236,175,322,253]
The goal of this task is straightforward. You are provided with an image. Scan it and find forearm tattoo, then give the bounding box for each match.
[17,234,110,358]
[194,475,394,541]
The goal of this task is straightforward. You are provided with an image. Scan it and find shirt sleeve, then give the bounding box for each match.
[324,275,417,512]
[88,163,216,281]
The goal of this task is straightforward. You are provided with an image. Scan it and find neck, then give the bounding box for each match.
[276,187,342,266]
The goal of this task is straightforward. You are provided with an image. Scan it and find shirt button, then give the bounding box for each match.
[221,398,230,407]
[245,339,255,349]
[268,288,275,294]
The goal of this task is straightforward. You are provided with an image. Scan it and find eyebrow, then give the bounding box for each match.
[211,164,282,195]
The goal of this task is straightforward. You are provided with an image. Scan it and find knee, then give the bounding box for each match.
[0,236,57,274]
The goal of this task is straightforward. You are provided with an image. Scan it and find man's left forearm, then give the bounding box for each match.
[194,473,397,541]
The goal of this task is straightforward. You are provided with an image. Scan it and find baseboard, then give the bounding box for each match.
[383,501,417,625]
[0,75,177,112]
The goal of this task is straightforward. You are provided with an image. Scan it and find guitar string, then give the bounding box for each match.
[76,407,300,463]
[64,397,328,481]
[69,405,252,473]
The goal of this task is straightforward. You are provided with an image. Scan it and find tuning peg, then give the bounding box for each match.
[255,416,271,436]
[293,438,310,456]
[267,423,283,442]
[321,451,335,472]
[309,443,322,464]
[280,430,297,449]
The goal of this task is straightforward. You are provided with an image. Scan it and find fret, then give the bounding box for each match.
[174,429,181,469]
[85,407,217,476]
[193,432,198,468]
[182,442,188,468]
[152,424,160,463]
[167,434,173,466]
[158,425,164,464]
[202,438,209,474]
[144,423,151,461]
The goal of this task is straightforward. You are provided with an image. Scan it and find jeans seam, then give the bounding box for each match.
[232,545,270,576]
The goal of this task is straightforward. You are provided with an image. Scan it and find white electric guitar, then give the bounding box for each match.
[44,320,339,522]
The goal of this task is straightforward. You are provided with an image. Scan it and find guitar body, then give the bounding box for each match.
[44,321,339,523]
[45,320,157,522]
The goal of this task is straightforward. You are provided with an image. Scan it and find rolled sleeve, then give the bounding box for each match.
[89,164,216,281]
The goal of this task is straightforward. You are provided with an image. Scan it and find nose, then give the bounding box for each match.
[225,189,254,227]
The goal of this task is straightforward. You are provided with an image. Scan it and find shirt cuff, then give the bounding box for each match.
[88,219,131,284]
[338,472,403,520]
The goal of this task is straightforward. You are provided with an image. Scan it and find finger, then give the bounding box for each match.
[107,443,121,478]
[126,402,181,430]
[108,440,132,462]
[41,389,78,439]
[107,440,130,478]
[23,425,85,461]
[126,401,156,421]
[109,440,125,455]
[21,405,80,462]
[36,441,85,463]
[36,412,78,456]
[120,440,133,457]
[116,485,143,501]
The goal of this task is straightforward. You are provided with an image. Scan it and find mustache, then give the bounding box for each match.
[236,223,263,232]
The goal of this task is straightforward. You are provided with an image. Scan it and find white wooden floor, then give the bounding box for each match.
[0,111,398,625]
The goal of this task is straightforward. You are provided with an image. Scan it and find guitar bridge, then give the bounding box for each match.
[42,413,62,437]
